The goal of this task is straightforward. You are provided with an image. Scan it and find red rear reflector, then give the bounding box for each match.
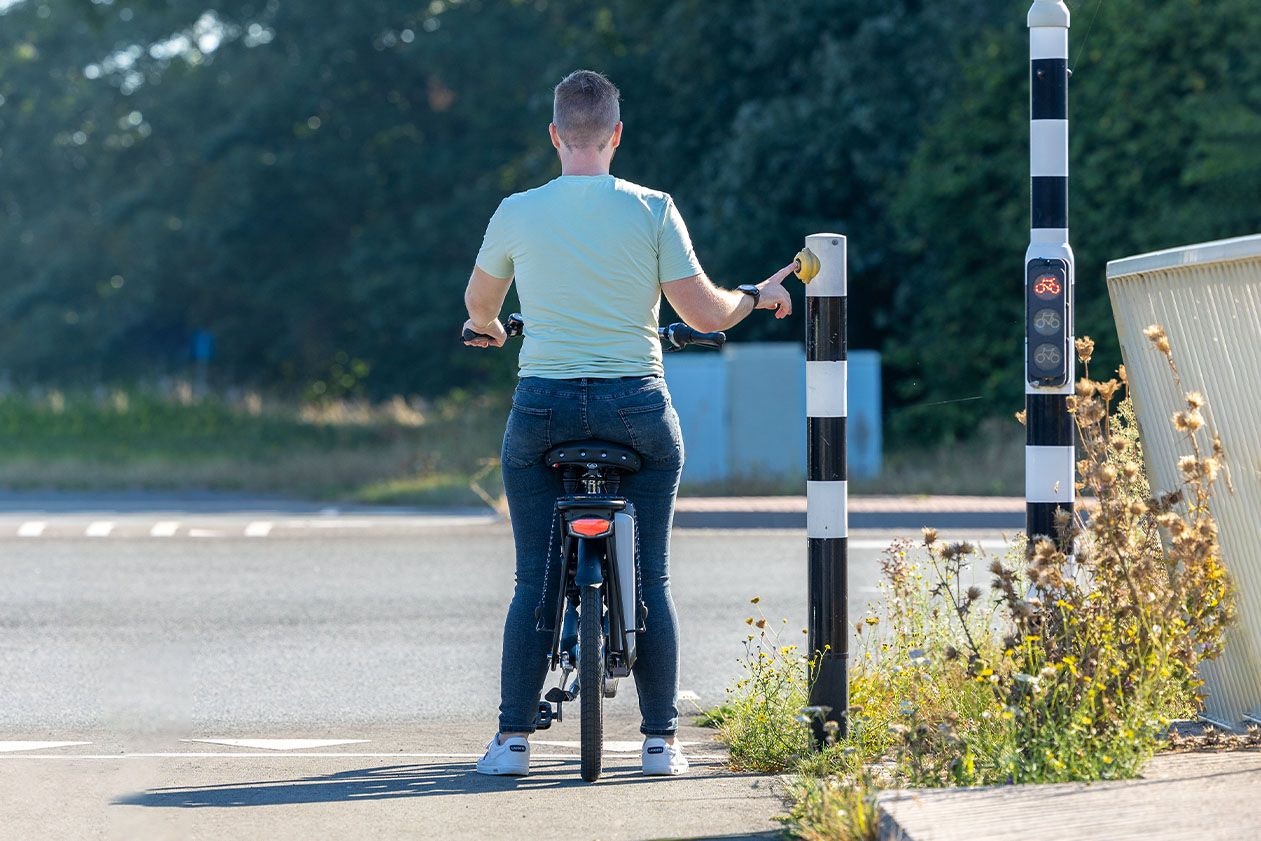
[570,517,612,537]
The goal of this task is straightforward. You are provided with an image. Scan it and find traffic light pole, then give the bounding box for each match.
[1025,1,1075,545]
[800,234,848,744]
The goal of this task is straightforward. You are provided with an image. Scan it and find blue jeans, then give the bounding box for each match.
[498,375,684,737]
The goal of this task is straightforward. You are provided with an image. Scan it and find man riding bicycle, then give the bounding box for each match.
[463,69,794,777]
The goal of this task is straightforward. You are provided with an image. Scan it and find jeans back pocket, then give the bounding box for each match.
[617,399,684,469]
[502,403,552,468]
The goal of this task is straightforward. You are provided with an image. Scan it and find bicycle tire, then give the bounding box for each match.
[579,583,604,782]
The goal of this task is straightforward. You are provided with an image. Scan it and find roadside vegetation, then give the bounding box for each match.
[0,384,1028,503]
[706,334,1240,840]
[0,386,508,507]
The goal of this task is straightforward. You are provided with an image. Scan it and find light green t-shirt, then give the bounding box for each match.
[475,174,703,379]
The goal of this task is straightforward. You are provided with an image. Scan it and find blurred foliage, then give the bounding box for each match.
[1,0,1259,444]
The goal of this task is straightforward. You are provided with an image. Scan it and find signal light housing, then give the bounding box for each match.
[1026,258,1070,387]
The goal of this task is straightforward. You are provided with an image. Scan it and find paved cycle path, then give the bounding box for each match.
[0,724,782,841]
[0,493,1015,839]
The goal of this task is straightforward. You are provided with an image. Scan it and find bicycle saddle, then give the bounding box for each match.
[545,440,641,473]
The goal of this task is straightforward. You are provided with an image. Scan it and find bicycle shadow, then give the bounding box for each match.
[113,758,749,808]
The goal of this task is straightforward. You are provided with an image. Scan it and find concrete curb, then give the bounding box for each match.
[873,750,1261,841]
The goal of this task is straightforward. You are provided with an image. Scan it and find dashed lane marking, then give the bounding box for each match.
[85,521,114,538]
[150,521,180,537]
[188,528,224,538]
[17,521,47,537]
[183,738,369,751]
[0,741,92,753]
[0,751,728,760]
[244,521,273,537]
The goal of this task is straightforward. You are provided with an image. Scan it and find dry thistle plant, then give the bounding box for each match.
[859,328,1236,787]
[976,327,1236,781]
[738,328,1239,840]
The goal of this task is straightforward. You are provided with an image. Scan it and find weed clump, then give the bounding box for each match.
[712,599,813,772]
[712,330,1236,840]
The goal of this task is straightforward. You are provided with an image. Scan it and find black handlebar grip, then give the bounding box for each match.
[462,313,525,344]
[660,323,726,351]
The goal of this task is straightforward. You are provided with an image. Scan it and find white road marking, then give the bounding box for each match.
[678,690,701,703]
[182,738,369,751]
[532,740,692,753]
[283,519,373,529]
[244,521,273,537]
[150,521,180,537]
[847,538,1011,551]
[0,741,91,753]
[188,528,223,538]
[17,521,47,537]
[85,521,114,537]
[0,751,728,761]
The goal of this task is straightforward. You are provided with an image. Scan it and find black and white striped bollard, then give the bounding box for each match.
[1025,1,1075,545]
[799,233,848,743]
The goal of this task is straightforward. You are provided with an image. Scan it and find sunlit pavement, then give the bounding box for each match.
[0,493,1013,839]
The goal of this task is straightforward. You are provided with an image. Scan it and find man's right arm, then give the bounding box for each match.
[662,265,796,333]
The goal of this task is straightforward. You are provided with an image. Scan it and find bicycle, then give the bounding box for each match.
[462,313,724,781]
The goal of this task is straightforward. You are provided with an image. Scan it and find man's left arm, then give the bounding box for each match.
[462,266,514,347]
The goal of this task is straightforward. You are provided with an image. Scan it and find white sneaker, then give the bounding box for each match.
[641,737,689,776]
[475,735,530,776]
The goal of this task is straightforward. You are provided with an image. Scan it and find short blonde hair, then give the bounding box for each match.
[553,70,620,151]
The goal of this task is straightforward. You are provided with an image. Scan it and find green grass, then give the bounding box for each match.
[0,389,508,505]
[682,417,1025,497]
[0,387,1025,503]
[852,417,1024,496]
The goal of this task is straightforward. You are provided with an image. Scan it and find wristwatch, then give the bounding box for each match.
[737,284,761,307]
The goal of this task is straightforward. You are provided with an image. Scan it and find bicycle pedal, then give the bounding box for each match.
[544,687,569,703]
[603,678,619,699]
[535,701,555,730]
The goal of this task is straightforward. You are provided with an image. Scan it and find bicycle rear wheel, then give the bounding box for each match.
[578,583,604,782]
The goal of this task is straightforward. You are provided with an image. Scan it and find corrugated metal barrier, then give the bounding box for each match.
[1107,234,1261,729]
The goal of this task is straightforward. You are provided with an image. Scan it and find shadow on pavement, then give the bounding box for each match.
[113,760,750,808]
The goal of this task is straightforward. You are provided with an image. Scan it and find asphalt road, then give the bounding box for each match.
[0,498,1011,840]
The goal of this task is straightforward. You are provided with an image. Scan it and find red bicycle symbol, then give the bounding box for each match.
[1033,275,1062,297]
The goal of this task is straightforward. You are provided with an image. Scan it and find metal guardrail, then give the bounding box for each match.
[1107,233,1261,729]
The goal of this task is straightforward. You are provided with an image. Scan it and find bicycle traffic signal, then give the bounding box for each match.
[1026,257,1070,387]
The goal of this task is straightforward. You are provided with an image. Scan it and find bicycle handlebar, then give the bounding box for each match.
[461,313,725,352]
[462,314,524,344]
[658,323,726,351]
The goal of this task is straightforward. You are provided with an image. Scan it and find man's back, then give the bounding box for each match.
[475,174,700,379]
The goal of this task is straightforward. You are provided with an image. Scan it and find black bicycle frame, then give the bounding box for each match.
[549,497,636,679]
